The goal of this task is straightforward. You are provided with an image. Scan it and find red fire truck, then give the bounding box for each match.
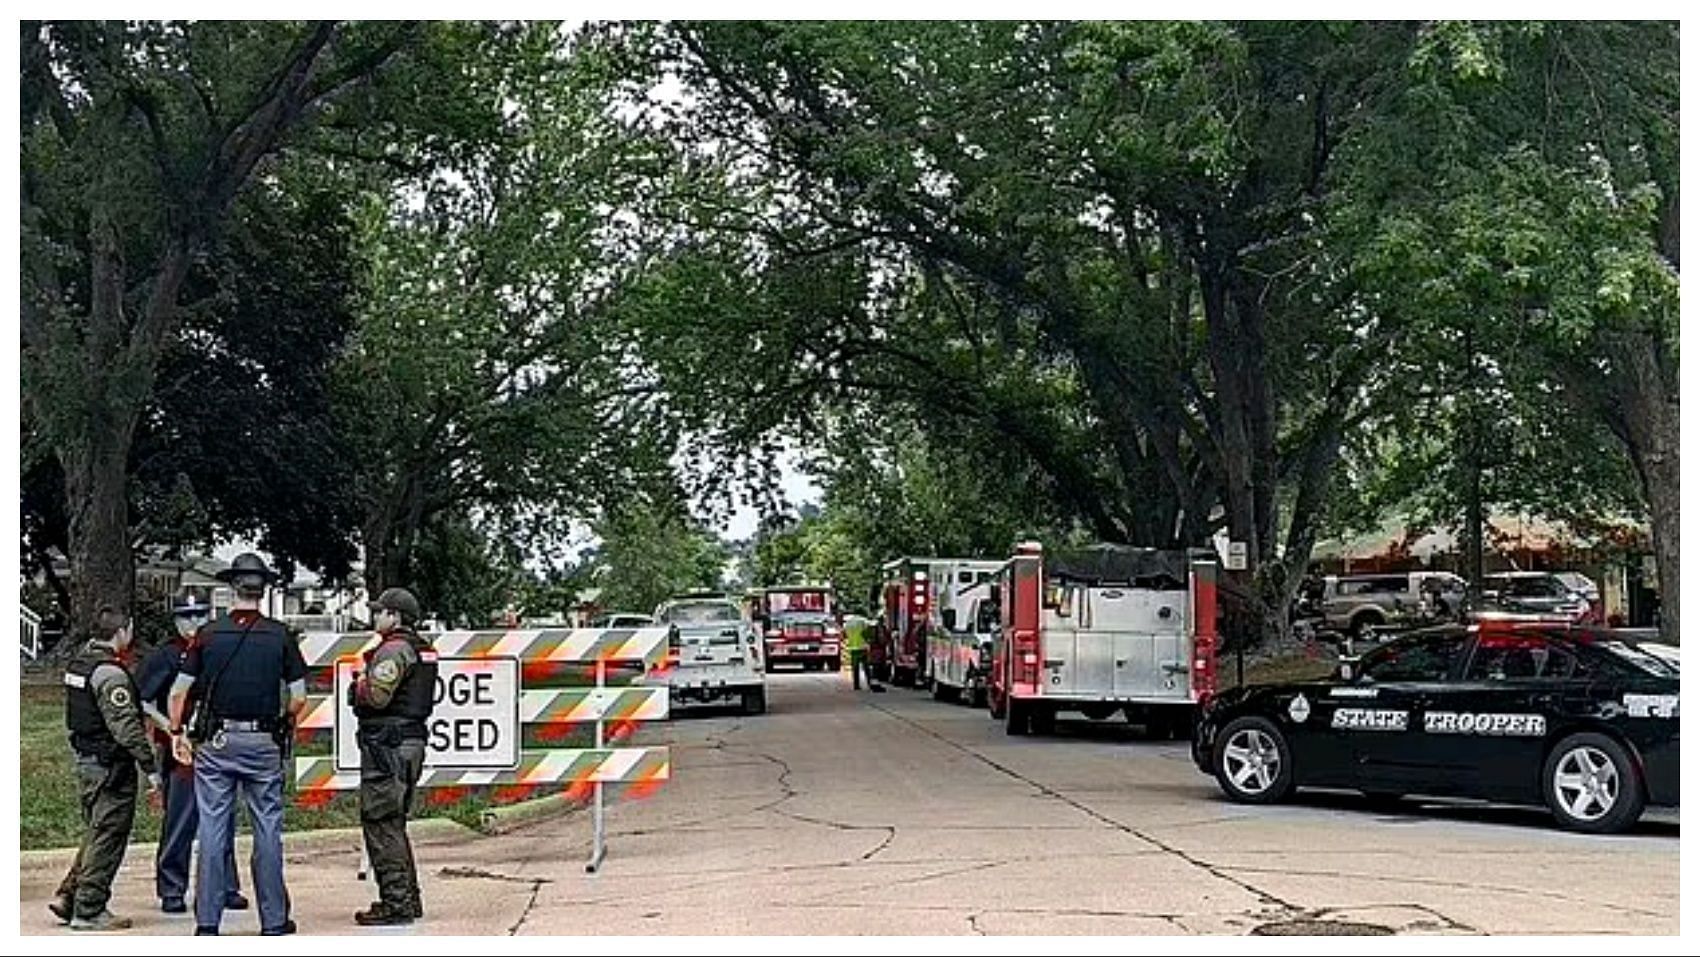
[880,558,1002,688]
[752,585,843,672]
[987,542,1220,737]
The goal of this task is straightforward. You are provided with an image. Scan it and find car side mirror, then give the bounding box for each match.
[941,609,957,631]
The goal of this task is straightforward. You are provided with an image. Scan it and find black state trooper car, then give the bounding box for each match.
[1194,623,1679,833]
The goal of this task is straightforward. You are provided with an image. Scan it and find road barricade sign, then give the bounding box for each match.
[295,626,671,868]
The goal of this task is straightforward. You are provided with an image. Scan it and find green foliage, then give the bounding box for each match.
[587,495,729,615]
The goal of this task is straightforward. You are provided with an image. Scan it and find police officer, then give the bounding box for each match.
[350,587,438,926]
[167,553,306,936]
[52,606,159,931]
[135,595,245,916]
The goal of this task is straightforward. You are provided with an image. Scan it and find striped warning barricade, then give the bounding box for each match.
[294,747,671,792]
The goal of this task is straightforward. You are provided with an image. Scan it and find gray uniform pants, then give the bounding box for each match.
[156,747,240,904]
[194,731,289,932]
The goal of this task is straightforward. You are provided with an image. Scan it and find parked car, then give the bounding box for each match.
[591,612,656,629]
[1318,572,1468,638]
[1481,572,1593,623]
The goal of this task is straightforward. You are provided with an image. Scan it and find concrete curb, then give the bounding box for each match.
[19,817,479,871]
[475,790,590,835]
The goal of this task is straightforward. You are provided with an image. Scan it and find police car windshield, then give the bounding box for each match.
[658,602,740,625]
[1601,641,1680,678]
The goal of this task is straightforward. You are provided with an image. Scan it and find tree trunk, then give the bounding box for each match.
[62,429,136,641]
[1605,329,1679,644]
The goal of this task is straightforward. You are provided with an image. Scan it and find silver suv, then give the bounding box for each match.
[1319,571,1467,637]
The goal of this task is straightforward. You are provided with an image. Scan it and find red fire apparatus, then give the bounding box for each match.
[752,585,842,672]
[879,558,1002,688]
[987,542,1220,737]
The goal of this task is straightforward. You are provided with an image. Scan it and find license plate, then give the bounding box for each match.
[791,644,817,653]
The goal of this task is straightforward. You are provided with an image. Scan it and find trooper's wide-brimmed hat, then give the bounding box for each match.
[214,552,279,585]
[368,587,422,622]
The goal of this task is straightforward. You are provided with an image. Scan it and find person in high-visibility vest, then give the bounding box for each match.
[842,615,884,692]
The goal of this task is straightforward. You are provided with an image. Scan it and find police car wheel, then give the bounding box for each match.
[988,687,1007,719]
[1543,733,1644,834]
[741,689,767,716]
[1214,717,1295,804]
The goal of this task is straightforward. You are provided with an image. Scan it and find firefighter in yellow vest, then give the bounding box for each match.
[843,614,884,692]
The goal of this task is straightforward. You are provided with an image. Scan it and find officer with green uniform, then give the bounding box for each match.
[52,606,160,931]
[350,587,438,926]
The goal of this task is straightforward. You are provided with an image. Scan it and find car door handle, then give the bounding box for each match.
[1115,659,1128,668]
[1043,658,1066,668]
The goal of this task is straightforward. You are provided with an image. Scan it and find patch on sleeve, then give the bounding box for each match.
[106,685,132,708]
[372,658,401,685]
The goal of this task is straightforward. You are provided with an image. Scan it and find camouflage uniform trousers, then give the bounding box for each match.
[359,733,427,912]
[56,753,138,918]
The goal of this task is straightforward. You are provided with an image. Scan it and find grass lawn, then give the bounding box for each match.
[20,673,607,851]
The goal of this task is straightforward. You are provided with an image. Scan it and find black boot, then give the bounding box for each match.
[355,900,414,926]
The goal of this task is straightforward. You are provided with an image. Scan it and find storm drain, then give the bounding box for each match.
[1252,919,1395,936]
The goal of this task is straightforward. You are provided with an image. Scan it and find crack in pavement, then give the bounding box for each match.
[439,865,554,885]
[507,878,548,936]
[967,912,987,936]
[868,700,1302,915]
[1212,862,1672,921]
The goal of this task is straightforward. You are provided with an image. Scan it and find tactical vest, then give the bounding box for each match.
[355,631,439,724]
[64,647,121,754]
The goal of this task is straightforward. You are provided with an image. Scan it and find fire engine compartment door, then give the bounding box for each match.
[1102,587,1190,699]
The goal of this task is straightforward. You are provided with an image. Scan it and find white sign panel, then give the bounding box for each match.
[334,656,520,772]
[1224,541,1248,572]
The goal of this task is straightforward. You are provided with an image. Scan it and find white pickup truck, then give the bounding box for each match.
[656,593,767,715]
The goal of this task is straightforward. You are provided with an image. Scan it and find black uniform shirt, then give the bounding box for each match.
[180,610,307,720]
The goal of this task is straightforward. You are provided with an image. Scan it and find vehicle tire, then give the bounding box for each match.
[1212,716,1296,804]
[1030,706,1056,736]
[1004,698,1030,736]
[893,667,910,687]
[764,661,775,675]
[989,686,1007,719]
[1543,733,1645,834]
[1163,709,1196,741]
[971,687,988,710]
[1350,611,1384,641]
[1081,704,1115,721]
[932,678,954,702]
[741,688,767,716]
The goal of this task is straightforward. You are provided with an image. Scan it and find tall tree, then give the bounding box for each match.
[335,24,675,592]
[21,21,421,628]
[619,21,1440,641]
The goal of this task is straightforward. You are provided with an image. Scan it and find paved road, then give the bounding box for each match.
[21,671,1679,935]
